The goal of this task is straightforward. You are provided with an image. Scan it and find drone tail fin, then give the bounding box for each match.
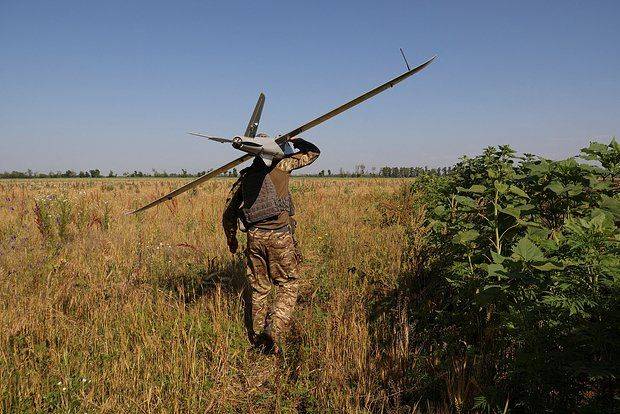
[244,93,265,138]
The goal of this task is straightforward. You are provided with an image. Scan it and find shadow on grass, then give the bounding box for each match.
[157,253,254,338]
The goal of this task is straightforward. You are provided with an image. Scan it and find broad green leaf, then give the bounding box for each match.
[487,263,507,277]
[527,227,550,240]
[518,220,542,228]
[533,262,564,271]
[431,220,446,232]
[491,251,506,264]
[567,184,584,196]
[512,237,544,262]
[483,284,503,291]
[452,229,480,244]
[557,158,579,169]
[476,285,502,305]
[457,184,486,193]
[590,178,612,191]
[587,211,615,231]
[581,142,608,158]
[545,181,565,194]
[600,195,620,221]
[494,181,508,194]
[454,195,477,208]
[433,205,447,217]
[509,185,529,198]
[499,206,521,219]
[525,162,550,176]
[600,255,620,277]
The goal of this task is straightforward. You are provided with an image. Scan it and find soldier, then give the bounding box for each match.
[222,136,320,354]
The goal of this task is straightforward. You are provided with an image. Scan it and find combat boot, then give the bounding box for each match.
[254,330,281,356]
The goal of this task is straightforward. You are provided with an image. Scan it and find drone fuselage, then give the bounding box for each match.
[231,135,285,160]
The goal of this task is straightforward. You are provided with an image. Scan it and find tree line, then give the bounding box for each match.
[1,165,453,179]
[0,169,239,179]
[311,165,453,177]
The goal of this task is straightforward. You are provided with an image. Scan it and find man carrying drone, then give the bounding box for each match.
[128,52,435,353]
[222,136,320,354]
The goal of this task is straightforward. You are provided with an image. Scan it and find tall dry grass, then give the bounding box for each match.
[0,178,449,413]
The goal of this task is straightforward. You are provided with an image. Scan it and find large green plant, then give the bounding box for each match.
[397,140,619,412]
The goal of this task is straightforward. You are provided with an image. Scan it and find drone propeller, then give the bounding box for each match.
[188,132,233,143]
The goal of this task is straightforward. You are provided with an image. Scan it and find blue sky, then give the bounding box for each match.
[1,0,619,173]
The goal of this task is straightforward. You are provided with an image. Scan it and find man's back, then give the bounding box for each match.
[223,138,320,235]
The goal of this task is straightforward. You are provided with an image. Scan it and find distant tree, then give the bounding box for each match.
[327,169,331,176]
[354,164,366,177]
[89,169,101,178]
[318,170,325,177]
[1,171,26,178]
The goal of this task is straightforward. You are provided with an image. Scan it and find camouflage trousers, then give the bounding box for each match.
[245,227,301,343]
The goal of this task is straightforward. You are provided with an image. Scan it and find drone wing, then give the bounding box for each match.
[128,55,436,215]
[126,154,253,214]
[275,55,436,144]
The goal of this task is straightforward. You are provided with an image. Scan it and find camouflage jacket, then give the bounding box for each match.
[222,139,320,242]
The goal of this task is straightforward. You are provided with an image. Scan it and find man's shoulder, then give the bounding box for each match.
[275,157,297,173]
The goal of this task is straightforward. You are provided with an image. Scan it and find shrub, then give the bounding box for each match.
[392,140,619,412]
[33,195,74,244]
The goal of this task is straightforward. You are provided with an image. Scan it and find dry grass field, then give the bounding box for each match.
[1,178,428,413]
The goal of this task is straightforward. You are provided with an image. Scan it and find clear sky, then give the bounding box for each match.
[1,0,619,174]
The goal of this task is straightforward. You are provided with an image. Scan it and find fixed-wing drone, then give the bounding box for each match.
[129,53,436,214]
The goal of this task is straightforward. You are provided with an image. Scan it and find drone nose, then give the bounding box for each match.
[232,136,242,149]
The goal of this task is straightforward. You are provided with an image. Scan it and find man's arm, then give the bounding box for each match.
[277,138,320,173]
[222,177,243,253]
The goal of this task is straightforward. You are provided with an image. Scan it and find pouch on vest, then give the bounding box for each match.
[241,171,293,225]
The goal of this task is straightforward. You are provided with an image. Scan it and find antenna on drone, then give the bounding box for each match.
[399,48,411,71]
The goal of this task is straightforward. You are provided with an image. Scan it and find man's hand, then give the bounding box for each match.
[289,136,308,149]
[227,237,238,254]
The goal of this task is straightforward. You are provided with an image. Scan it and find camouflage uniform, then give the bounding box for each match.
[246,228,300,342]
[222,139,320,347]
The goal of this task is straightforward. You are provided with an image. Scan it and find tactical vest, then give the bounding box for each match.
[241,166,294,225]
